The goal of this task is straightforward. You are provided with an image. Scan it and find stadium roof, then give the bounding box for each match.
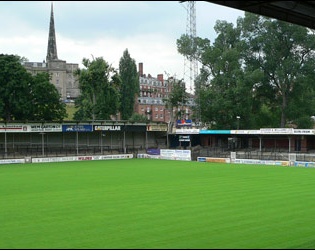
[204,1,315,29]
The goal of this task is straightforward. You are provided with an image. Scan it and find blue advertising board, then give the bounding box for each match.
[147,148,161,155]
[62,125,93,132]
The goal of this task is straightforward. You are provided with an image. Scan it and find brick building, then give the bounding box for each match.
[135,62,194,123]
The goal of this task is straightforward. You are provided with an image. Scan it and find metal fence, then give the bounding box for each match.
[194,146,315,162]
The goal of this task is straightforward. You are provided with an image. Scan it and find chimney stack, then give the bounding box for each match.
[157,74,164,82]
[139,62,143,77]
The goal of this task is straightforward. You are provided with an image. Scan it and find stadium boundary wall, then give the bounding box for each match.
[197,152,315,167]
[0,154,133,165]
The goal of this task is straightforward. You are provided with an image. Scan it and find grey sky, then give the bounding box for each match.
[0,1,244,88]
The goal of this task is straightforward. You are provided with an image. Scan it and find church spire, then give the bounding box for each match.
[46,2,58,62]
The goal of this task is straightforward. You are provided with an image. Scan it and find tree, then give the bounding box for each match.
[29,72,67,121]
[128,113,149,123]
[74,56,121,121]
[119,49,139,120]
[241,13,315,127]
[0,54,66,122]
[0,54,31,121]
[163,77,189,130]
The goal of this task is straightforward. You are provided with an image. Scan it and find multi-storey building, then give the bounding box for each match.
[135,62,195,124]
[22,3,80,101]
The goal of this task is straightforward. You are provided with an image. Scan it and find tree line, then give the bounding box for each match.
[0,54,66,122]
[177,12,315,129]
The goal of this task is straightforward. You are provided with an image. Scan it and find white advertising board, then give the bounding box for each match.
[0,159,25,164]
[138,149,191,161]
[31,154,133,163]
[160,149,191,161]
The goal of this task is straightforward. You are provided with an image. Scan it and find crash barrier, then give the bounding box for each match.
[0,154,133,165]
[293,161,315,167]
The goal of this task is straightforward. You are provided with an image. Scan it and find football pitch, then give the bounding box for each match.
[1,158,315,249]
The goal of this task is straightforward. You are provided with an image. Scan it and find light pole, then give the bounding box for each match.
[101,131,106,155]
[75,122,79,156]
[236,116,240,130]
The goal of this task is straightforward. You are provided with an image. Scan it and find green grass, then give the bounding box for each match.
[1,159,315,249]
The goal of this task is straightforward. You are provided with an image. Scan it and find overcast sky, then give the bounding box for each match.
[0,1,244,89]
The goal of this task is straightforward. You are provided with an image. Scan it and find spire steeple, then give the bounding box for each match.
[46,2,58,62]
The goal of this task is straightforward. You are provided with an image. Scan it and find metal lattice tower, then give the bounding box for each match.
[183,1,198,94]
